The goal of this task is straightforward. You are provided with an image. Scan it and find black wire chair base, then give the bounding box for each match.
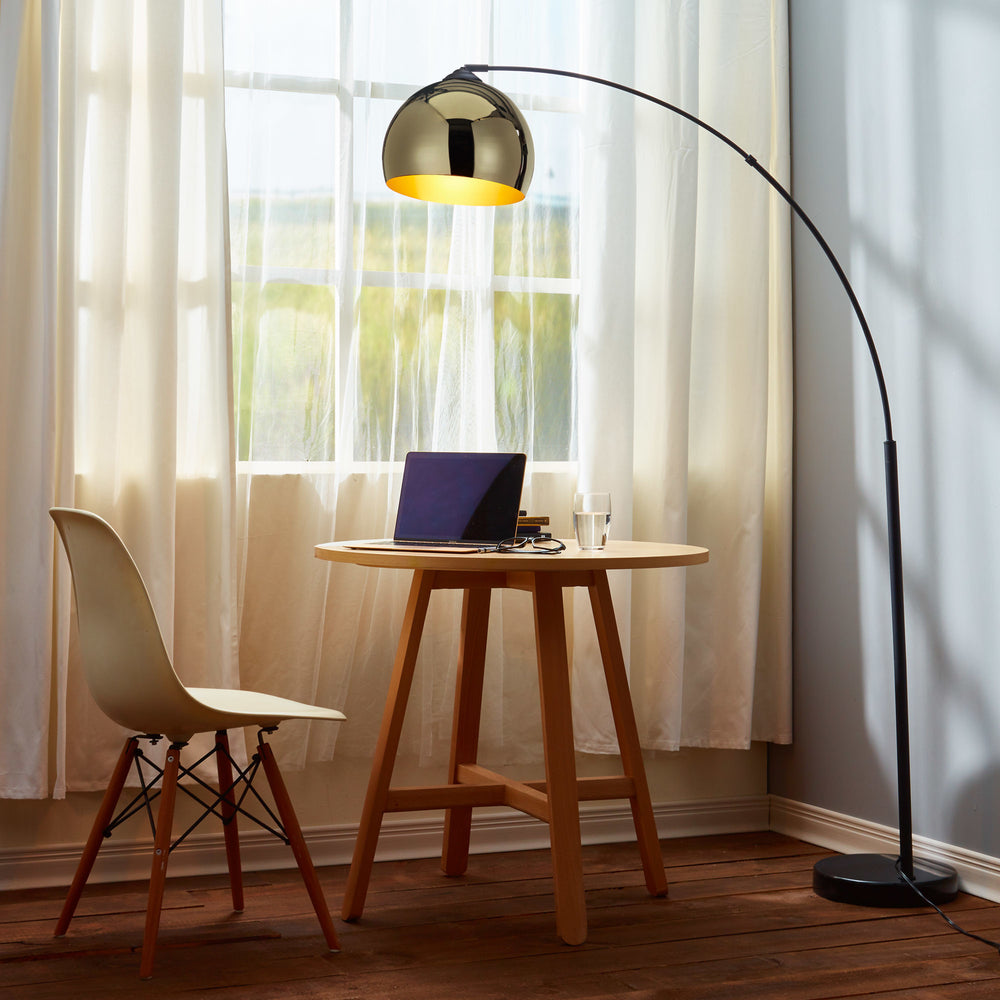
[102,728,291,856]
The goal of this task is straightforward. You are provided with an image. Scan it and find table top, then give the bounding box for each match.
[314,538,709,573]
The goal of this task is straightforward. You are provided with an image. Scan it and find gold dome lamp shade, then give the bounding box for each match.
[382,67,533,206]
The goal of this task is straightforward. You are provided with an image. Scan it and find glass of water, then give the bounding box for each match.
[573,492,611,550]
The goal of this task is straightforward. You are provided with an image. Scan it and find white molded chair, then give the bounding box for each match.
[50,507,345,978]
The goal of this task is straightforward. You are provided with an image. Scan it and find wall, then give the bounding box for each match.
[771,0,1000,863]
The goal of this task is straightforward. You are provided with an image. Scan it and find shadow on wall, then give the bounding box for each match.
[774,0,1000,859]
[868,0,1000,853]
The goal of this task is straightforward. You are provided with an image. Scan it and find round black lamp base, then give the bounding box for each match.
[813,854,959,908]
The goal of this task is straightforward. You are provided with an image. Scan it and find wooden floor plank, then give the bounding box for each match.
[1,833,998,999]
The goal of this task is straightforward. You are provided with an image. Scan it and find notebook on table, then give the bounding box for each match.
[345,451,527,552]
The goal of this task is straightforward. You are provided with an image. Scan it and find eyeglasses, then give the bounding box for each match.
[483,536,566,555]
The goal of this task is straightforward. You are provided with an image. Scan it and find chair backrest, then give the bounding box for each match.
[50,508,199,737]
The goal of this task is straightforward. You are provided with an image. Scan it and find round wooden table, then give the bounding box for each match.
[315,538,709,945]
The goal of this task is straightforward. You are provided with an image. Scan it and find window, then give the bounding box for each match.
[222,0,581,465]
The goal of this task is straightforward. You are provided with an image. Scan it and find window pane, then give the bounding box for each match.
[224,0,340,78]
[494,198,577,281]
[353,1,488,86]
[234,281,338,461]
[355,199,458,275]
[495,291,576,460]
[226,88,340,270]
[230,193,338,273]
[356,286,445,459]
[492,2,582,88]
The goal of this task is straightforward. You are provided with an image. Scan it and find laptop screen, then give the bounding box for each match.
[393,452,526,545]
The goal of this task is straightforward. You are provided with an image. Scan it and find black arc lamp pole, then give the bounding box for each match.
[382,63,959,907]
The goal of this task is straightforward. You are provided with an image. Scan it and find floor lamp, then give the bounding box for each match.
[381,64,959,908]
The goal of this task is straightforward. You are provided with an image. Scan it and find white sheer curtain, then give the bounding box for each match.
[0,0,236,797]
[225,0,792,773]
[0,0,790,801]
[573,0,794,751]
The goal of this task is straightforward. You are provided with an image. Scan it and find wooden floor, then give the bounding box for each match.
[3,832,1000,998]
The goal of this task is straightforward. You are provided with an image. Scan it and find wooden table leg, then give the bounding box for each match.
[589,570,669,897]
[342,569,435,921]
[533,573,588,946]
[442,587,492,876]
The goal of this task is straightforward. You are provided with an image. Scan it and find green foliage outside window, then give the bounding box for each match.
[232,196,577,463]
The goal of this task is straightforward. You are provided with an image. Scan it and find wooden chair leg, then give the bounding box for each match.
[442,587,491,876]
[55,736,139,937]
[214,730,245,912]
[139,741,182,980]
[257,737,340,951]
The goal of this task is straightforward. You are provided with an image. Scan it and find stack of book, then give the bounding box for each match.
[516,512,551,538]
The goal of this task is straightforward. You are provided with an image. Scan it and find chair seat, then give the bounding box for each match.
[187,687,346,730]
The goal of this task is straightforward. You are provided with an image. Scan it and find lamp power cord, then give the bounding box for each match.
[894,858,1000,955]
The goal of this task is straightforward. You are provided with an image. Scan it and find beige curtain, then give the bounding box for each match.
[0,0,62,798]
[0,0,236,797]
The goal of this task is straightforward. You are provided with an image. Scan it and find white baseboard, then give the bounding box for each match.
[769,795,1000,903]
[10,794,1000,904]
[0,795,769,892]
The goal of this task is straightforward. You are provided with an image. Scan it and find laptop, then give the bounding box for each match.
[346,451,527,552]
